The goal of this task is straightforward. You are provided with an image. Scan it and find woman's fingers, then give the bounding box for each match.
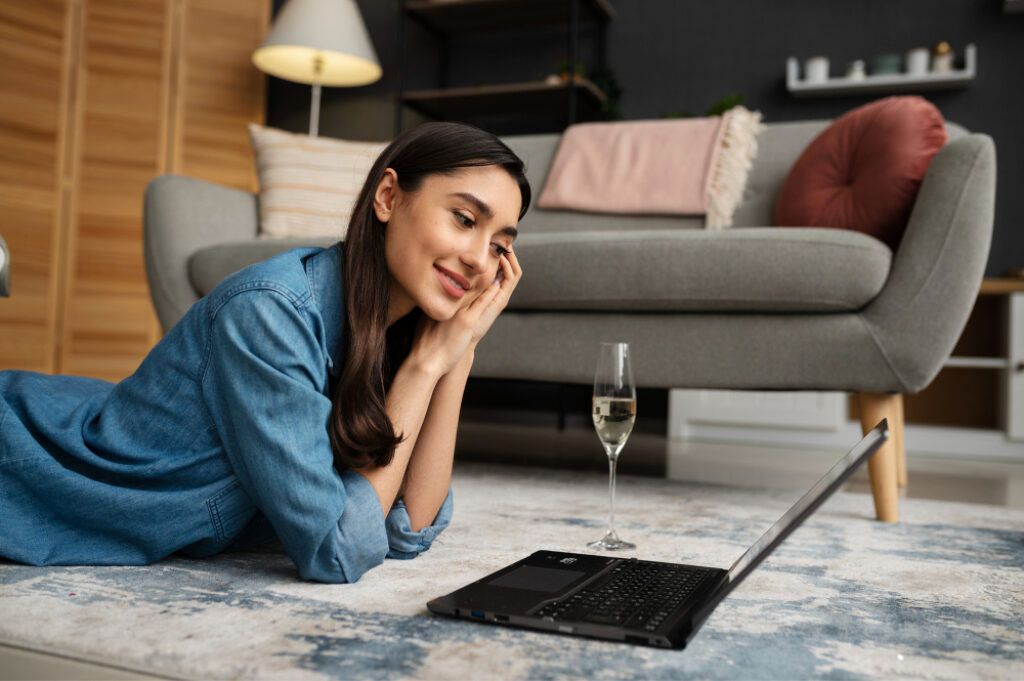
[496,254,519,301]
[506,248,522,279]
[470,277,503,312]
[499,249,522,285]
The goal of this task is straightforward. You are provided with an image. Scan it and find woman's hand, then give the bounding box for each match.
[469,249,521,345]
[407,250,522,379]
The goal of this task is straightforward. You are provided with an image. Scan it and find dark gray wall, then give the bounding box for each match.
[268,0,1024,277]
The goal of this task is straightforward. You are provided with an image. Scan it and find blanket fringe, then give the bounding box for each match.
[705,106,765,229]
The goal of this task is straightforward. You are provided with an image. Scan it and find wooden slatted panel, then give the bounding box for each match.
[2,0,269,380]
[58,0,167,380]
[0,0,70,372]
[178,0,266,192]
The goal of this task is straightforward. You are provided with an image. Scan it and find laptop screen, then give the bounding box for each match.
[726,422,889,583]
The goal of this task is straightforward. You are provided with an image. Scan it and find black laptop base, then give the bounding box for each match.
[427,550,728,649]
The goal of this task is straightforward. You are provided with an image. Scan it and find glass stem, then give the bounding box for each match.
[607,453,619,534]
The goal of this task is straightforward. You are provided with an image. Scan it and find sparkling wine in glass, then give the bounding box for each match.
[588,342,637,551]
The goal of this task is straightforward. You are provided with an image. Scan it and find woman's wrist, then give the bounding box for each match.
[401,349,447,384]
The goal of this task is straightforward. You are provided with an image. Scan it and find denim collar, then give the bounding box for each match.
[305,242,346,378]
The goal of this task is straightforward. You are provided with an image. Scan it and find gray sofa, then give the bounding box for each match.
[144,120,996,522]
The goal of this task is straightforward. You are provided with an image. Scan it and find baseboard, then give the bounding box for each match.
[669,389,1024,462]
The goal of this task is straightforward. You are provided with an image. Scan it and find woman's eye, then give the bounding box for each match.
[453,211,474,227]
[491,243,509,257]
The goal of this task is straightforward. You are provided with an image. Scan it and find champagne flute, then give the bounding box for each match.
[588,342,637,551]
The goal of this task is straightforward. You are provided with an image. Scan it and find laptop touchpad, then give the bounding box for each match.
[488,565,586,592]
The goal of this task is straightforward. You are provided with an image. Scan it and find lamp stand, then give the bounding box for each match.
[309,54,323,137]
[309,82,321,137]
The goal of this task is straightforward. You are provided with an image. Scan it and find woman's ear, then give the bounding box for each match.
[373,168,399,222]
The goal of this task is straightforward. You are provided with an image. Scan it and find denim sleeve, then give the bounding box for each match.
[200,289,388,584]
[385,486,454,559]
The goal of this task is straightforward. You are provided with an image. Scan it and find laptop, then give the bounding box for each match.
[427,420,890,649]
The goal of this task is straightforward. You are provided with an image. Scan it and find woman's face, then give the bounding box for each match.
[376,164,521,323]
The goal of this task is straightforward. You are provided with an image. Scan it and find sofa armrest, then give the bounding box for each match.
[863,133,996,392]
[144,174,260,333]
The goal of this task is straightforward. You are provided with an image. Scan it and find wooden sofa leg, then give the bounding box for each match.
[856,392,900,523]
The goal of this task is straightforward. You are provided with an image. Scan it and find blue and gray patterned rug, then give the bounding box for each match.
[2,462,1022,680]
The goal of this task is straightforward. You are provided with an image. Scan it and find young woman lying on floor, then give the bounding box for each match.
[0,122,528,582]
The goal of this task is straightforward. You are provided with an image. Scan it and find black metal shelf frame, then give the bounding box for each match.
[395,0,615,134]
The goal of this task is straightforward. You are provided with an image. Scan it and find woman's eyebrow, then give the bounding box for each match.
[450,192,517,238]
[451,192,494,219]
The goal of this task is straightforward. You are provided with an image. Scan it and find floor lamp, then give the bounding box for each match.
[252,0,382,137]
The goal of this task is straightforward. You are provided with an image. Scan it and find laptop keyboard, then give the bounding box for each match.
[534,560,715,633]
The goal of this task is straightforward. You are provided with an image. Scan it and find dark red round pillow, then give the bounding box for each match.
[774,96,947,249]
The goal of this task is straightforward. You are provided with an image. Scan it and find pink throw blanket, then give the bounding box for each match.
[537,117,728,215]
[533,101,777,231]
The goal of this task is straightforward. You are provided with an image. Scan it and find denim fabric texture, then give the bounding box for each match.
[0,244,452,583]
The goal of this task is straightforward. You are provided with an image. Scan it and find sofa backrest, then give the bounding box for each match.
[502,119,968,233]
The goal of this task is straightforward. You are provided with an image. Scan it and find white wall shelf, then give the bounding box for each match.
[786,44,976,98]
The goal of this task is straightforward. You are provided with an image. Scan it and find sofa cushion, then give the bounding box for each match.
[773,96,947,249]
[189,238,336,297]
[188,229,891,314]
[249,124,386,240]
[508,228,892,312]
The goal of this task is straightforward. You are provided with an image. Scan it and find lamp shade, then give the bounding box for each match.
[253,0,381,87]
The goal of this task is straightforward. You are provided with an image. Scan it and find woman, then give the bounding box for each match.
[0,122,528,583]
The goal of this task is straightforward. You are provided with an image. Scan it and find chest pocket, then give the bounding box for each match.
[180,479,257,558]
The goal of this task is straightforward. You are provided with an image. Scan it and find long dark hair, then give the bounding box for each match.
[328,122,531,471]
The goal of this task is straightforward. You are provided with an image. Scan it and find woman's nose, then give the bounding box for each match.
[460,238,490,272]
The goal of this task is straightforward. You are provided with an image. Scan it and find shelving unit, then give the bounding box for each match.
[941,278,1024,441]
[404,0,616,33]
[402,78,606,121]
[396,0,616,133]
[786,43,976,98]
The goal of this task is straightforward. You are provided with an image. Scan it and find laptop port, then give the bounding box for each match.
[625,635,649,646]
[471,610,485,618]
[495,614,510,622]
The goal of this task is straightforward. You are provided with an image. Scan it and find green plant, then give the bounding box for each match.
[555,57,585,77]
[587,63,622,121]
[662,93,747,119]
[551,59,622,121]
[704,93,745,116]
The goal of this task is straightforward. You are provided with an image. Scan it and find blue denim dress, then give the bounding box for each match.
[0,243,452,583]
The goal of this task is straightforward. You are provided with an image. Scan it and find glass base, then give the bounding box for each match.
[587,530,635,551]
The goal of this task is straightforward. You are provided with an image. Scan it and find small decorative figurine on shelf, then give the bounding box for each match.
[846,60,866,80]
[932,41,954,73]
[906,47,929,76]
[870,53,902,75]
[804,55,829,83]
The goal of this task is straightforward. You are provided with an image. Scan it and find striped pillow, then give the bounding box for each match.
[249,123,388,239]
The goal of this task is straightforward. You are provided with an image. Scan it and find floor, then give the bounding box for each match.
[668,437,1024,508]
[455,421,1024,509]
[0,645,170,681]
[5,422,1022,680]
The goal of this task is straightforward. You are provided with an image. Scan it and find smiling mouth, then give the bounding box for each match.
[435,265,469,298]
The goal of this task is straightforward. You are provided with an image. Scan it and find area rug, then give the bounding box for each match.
[1,462,1022,680]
